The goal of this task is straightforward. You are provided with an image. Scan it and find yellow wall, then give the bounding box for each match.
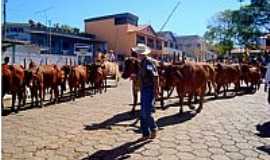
[85,19,164,57]
[85,19,136,56]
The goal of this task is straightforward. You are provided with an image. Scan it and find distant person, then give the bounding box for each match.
[108,50,116,62]
[131,43,158,141]
[2,57,10,66]
[265,62,270,104]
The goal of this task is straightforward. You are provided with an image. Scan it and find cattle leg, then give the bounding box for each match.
[179,96,184,115]
[223,85,227,97]
[34,89,39,107]
[131,90,138,115]
[215,85,221,98]
[104,78,107,92]
[188,94,195,110]
[197,85,206,113]
[61,85,64,98]
[73,87,76,101]
[235,82,240,95]
[207,81,212,95]
[49,88,53,102]
[197,94,204,113]
[160,87,165,110]
[82,82,85,97]
[30,88,34,107]
[40,86,44,107]
[17,90,24,112]
[23,89,27,106]
[54,86,59,103]
[11,92,17,113]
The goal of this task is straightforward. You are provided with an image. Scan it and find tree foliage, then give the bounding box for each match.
[204,0,270,55]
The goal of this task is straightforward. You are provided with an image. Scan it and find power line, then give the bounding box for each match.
[159,0,181,31]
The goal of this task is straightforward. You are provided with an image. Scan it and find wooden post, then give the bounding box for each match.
[12,45,15,64]
[24,58,26,69]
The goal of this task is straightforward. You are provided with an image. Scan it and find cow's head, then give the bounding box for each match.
[122,57,140,79]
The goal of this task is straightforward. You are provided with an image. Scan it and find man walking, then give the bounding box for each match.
[131,44,158,140]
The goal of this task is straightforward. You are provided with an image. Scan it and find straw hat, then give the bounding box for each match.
[131,43,151,55]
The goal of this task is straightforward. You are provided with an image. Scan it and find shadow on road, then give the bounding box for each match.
[256,121,270,138]
[129,111,196,134]
[84,110,140,131]
[257,145,270,155]
[2,88,96,116]
[157,111,196,129]
[81,138,151,160]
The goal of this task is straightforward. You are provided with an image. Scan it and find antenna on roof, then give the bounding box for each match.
[159,0,181,31]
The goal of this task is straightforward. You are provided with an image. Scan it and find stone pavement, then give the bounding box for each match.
[2,79,270,160]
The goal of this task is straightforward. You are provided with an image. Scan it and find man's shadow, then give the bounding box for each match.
[81,138,151,160]
[157,111,196,129]
[256,121,270,138]
[84,110,140,131]
[256,121,270,155]
[129,111,196,134]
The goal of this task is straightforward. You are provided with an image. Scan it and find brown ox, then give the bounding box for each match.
[241,64,261,90]
[122,57,171,113]
[86,63,106,94]
[215,63,241,97]
[160,63,208,114]
[60,65,72,96]
[25,64,62,107]
[68,65,88,100]
[2,64,26,112]
[122,57,141,113]
[102,60,121,88]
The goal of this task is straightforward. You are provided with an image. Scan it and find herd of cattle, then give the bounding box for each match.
[1,56,266,115]
[2,59,120,113]
[122,57,265,114]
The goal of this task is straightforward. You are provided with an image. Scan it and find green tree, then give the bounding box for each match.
[204,0,270,54]
[204,10,235,55]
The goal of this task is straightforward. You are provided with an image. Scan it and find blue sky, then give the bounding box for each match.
[6,0,246,36]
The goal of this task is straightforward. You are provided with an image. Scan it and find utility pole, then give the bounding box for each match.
[3,0,7,40]
[48,20,52,54]
[34,7,53,53]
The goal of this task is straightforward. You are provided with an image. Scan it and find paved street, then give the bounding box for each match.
[2,79,270,160]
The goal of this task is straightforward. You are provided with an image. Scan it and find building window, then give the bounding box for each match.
[170,42,174,48]
[115,17,127,25]
[147,38,154,48]
[63,42,69,50]
[136,35,145,44]
[197,43,201,48]
[156,40,162,50]
[115,17,137,26]
[164,41,168,47]
[266,39,270,46]
[186,44,192,48]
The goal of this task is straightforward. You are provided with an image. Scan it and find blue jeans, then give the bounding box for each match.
[140,86,157,137]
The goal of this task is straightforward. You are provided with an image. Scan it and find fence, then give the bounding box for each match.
[2,50,77,68]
